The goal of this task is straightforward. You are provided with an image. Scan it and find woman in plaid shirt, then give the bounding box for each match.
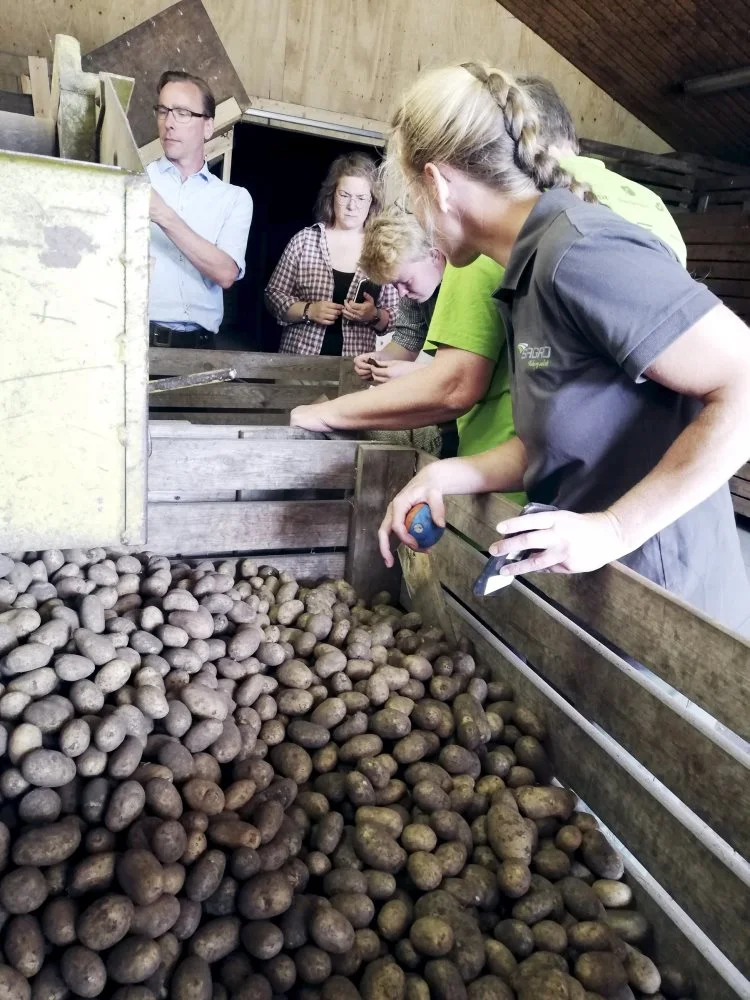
[265,153,399,356]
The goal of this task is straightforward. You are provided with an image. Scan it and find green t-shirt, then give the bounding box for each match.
[425,255,527,506]
[559,155,687,266]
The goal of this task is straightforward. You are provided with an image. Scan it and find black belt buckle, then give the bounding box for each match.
[150,325,173,347]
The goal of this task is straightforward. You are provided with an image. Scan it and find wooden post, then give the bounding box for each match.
[345,444,415,603]
[28,57,51,119]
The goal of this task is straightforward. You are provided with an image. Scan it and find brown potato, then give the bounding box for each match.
[237,871,294,920]
[310,905,356,955]
[107,935,162,984]
[409,916,454,958]
[360,957,405,1000]
[61,946,107,998]
[574,952,628,995]
[116,850,164,907]
[188,917,241,964]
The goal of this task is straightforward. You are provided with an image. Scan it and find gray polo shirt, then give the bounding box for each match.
[495,189,749,629]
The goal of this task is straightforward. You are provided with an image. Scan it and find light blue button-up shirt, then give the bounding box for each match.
[147,157,253,333]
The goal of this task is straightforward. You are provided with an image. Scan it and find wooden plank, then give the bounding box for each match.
[99,74,143,173]
[730,477,750,501]
[689,261,750,280]
[733,494,750,519]
[183,551,346,582]
[704,278,750,298]
[680,224,750,245]
[438,599,748,1000]
[687,244,750,261]
[337,357,364,397]
[417,458,750,742]
[431,528,750,859]
[696,173,750,193]
[399,547,457,645]
[148,422,326,441]
[27,56,50,119]
[81,0,249,147]
[147,382,328,411]
[147,499,349,556]
[149,347,340,381]
[430,530,750,977]
[737,462,750,480]
[148,491,236,502]
[149,410,289,426]
[579,139,693,173]
[20,74,31,95]
[148,438,358,492]
[345,445,416,603]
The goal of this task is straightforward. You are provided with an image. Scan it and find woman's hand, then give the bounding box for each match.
[371,359,426,383]
[289,404,333,432]
[490,509,626,577]
[307,301,343,325]
[353,349,386,379]
[343,292,379,324]
[378,467,447,567]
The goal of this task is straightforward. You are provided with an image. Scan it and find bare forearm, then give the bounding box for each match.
[156,208,238,288]
[313,366,474,430]
[609,390,750,551]
[284,301,307,322]
[424,438,528,495]
[382,342,418,362]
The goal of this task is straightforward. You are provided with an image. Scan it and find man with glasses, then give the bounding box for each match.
[148,71,253,348]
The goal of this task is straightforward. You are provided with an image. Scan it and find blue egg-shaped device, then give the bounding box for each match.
[405,503,445,550]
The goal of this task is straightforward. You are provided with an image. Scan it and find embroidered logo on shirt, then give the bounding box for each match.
[517,343,552,368]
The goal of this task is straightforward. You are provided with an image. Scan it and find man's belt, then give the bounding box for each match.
[149,323,214,349]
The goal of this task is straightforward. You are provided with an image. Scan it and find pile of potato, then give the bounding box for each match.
[0,549,692,1000]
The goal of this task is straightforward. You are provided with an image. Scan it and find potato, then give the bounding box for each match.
[106,781,146,832]
[487,805,534,864]
[604,910,650,945]
[409,916,454,958]
[512,886,558,925]
[61,946,107,998]
[310,905,356,954]
[567,921,613,953]
[353,823,406,874]
[0,866,48,913]
[185,850,225,902]
[360,958,405,1000]
[581,831,624,880]
[5,914,44,977]
[21,748,76,788]
[12,817,81,866]
[532,920,568,954]
[424,959,467,1000]
[170,955,212,1000]
[574,952,628,995]
[238,871,293,919]
[107,936,162,984]
[467,976,514,1000]
[69,852,116,896]
[42,897,78,946]
[0,966,30,1000]
[559,877,605,921]
[77,895,134,951]
[401,823,438,853]
[116,850,164,906]
[182,779,224,816]
[407,851,443,891]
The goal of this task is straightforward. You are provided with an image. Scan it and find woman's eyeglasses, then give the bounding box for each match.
[154,104,209,123]
[336,191,372,206]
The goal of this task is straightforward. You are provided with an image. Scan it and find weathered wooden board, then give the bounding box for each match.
[148,438,358,492]
[81,0,249,147]
[149,347,340,381]
[430,475,750,743]
[345,445,416,604]
[149,410,289,425]
[148,382,328,411]
[147,499,349,555]
[438,598,748,1000]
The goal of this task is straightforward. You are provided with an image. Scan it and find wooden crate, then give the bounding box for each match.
[148,431,749,998]
[149,348,362,424]
[731,462,750,520]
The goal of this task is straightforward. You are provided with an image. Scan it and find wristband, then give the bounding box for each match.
[302,301,312,320]
[370,307,381,328]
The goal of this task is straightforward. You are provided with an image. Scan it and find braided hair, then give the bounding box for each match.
[385,62,595,208]
[461,63,595,202]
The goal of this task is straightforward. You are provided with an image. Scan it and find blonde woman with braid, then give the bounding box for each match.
[378,63,750,628]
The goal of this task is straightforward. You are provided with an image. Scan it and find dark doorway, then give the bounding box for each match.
[218,122,382,352]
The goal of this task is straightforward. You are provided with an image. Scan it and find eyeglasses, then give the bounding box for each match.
[336,190,372,206]
[154,104,208,123]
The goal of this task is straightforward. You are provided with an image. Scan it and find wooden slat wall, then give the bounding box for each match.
[678,210,750,327]
[145,424,357,578]
[149,348,358,425]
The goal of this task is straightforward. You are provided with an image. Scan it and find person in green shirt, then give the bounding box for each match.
[290,76,686,509]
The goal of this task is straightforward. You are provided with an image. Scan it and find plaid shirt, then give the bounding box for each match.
[391,287,440,354]
[265,224,400,356]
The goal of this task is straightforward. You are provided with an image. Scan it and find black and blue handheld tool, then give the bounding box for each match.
[404,503,445,550]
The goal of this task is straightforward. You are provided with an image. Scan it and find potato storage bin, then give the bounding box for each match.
[149,426,750,999]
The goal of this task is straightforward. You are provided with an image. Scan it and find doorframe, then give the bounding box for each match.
[242,97,387,147]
